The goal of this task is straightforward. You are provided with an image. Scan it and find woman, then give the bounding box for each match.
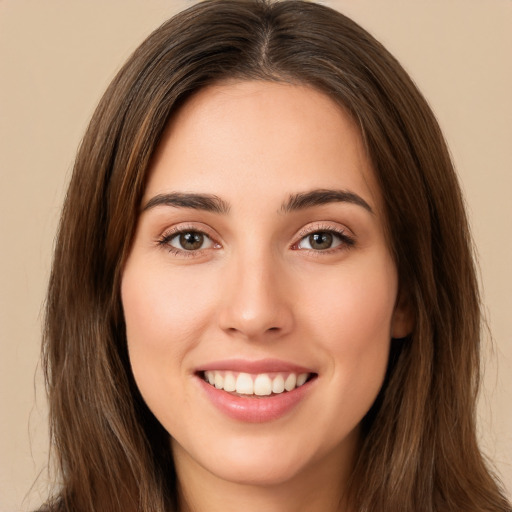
[40,0,511,510]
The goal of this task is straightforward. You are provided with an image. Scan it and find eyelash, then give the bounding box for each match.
[157,225,219,257]
[291,224,355,254]
[156,223,355,257]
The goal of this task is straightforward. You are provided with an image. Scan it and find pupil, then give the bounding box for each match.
[310,232,332,250]
[180,232,203,250]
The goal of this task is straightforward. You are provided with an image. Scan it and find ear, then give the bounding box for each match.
[391,288,414,339]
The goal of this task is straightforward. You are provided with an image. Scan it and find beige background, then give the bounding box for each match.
[0,1,510,510]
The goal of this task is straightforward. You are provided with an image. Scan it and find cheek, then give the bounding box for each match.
[306,255,397,342]
[121,261,215,436]
[303,255,397,400]
[120,261,218,408]
[122,262,216,350]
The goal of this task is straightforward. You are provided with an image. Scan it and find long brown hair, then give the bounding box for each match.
[41,1,511,510]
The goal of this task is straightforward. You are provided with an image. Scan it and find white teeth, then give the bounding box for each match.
[254,374,272,396]
[296,373,308,387]
[284,373,297,391]
[214,372,224,389]
[223,372,236,392]
[235,373,254,394]
[203,370,311,395]
[272,374,285,394]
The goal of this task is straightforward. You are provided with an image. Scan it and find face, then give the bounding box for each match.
[122,81,410,488]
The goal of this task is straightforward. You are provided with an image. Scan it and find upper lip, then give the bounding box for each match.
[197,358,316,375]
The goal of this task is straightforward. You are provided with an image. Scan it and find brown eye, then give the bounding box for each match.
[308,232,333,250]
[296,230,347,251]
[169,231,212,251]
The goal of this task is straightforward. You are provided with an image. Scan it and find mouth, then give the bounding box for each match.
[198,370,318,397]
[195,361,318,422]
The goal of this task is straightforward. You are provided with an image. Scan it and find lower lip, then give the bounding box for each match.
[197,376,315,423]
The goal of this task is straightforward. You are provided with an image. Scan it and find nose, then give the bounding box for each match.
[217,249,294,341]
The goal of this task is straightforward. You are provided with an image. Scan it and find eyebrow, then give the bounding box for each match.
[142,188,373,216]
[281,189,373,214]
[142,192,231,214]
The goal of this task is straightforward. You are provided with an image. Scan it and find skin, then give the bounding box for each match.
[121,81,411,512]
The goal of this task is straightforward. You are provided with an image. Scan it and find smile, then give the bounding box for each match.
[202,370,312,396]
[196,361,318,423]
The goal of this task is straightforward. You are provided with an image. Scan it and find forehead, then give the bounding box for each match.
[145,80,382,213]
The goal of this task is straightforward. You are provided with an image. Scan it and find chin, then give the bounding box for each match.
[172,426,357,489]
[204,453,307,487]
